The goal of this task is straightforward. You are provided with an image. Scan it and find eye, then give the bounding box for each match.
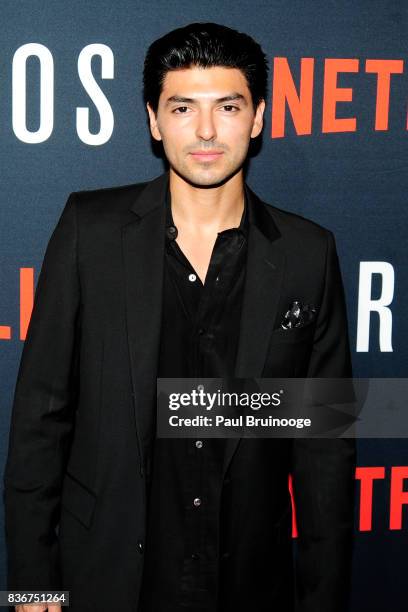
[172,105,240,114]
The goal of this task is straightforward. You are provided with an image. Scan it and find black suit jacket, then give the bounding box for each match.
[3,171,356,612]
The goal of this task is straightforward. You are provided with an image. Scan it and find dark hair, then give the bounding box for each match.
[143,22,268,114]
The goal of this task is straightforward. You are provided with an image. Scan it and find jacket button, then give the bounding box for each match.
[137,540,144,554]
[221,551,230,560]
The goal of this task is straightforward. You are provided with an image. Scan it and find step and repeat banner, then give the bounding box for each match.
[0,1,407,610]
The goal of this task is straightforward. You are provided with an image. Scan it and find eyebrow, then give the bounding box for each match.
[165,93,248,106]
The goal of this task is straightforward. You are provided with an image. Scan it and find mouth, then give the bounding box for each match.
[190,151,224,162]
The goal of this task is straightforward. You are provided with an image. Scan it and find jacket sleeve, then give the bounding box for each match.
[3,192,81,590]
[292,230,357,612]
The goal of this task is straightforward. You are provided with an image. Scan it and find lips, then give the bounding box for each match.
[190,151,224,161]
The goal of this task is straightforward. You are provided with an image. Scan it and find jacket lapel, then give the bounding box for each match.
[223,184,286,476]
[121,172,169,475]
[121,171,285,478]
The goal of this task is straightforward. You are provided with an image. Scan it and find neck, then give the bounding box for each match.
[168,167,245,234]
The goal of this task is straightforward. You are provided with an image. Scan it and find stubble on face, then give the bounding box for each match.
[166,140,244,188]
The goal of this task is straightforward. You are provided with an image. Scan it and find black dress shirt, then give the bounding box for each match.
[137,187,249,612]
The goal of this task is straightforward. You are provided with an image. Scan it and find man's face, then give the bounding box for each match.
[147,66,265,187]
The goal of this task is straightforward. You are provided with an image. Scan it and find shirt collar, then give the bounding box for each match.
[165,185,249,241]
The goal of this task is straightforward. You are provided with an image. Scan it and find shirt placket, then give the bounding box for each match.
[158,198,248,610]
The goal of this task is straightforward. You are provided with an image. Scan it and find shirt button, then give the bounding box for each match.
[191,552,200,560]
[193,497,202,507]
[166,226,178,239]
[198,328,205,335]
[195,440,203,449]
[215,275,220,282]
[188,273,197,282]
[137,540,144,554]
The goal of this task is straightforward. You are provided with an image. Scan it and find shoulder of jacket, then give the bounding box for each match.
[67,179,149,213]
[257,195,333,246]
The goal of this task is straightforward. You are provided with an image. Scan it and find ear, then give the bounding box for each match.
[250,98,266,139]
[146,102,162,141]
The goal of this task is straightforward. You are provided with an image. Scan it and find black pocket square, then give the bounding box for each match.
[280,300,317,330]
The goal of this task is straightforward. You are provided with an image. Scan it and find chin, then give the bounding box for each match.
[173,164,241,189]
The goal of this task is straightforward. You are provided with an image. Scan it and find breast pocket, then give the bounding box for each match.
[269,317,316,345]
[262,319,316,376]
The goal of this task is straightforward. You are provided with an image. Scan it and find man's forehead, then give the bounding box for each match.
[160,65,250,98]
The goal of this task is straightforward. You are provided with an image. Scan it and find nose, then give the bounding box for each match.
[195,108,217,141]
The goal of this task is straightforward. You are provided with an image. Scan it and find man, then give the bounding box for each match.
[4,22,356,612]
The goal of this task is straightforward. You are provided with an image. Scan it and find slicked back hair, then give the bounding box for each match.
[143,22,268,114]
